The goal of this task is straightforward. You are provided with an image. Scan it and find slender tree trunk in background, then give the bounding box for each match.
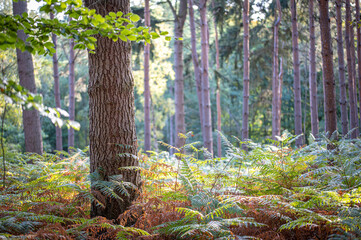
[168,0,187,149]
[68,17,75,150]
[84,0,141,219]
[345,0,359,138]
[309,0,319,138]
[188,0,203,135]
[242,0,250,148]
[336,0,349,136]
[13,0,43,154]
[272,0,281,141]
[356,0,361,127]
[319,0,337,137]
[144,0,151,153]
[291,0,303,146]
[278,57,283,135]
[212,0,222,156]
[200,0,213,154]
[151,98,158,152]
[50,13,63,152]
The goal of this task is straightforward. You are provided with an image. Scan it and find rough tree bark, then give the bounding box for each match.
[242,0,250,148]
[188,0,203,136]
[13,0,43,154]
[84,0,141,219]
[68,17,75,150]
[335,0,349,136]
[308,0,319,137]
[144,0,151,153]
[356,0,361,127]
[167,0,187,149]
[345,0,359,138]
[50,13,63,152]
[272,0,281,141]
[291,0,303,146]
[200,0,213,154]
[319,0,337,137]
[212,0,222,156]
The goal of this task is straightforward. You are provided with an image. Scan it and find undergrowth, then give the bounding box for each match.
[0,131,360,239]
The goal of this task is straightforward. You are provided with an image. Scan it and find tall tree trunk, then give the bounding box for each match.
[50,13,63,152]
[68,18,75,150]
[291,0,303,146]
[12,0,43,154]
[308,0,319,137]
[168,0,187,149]
[200,0,213,154]
[242,0,250,148]
[188,0,203,136]
[336,0,349,136]
[345,0,359,138]
[278,56,283,136]
[319,0,337,137]
[272,0,281,141]
[212,0,222,156]
[84,0,141,219]
[144,0,151,153]
[356,0,361,127]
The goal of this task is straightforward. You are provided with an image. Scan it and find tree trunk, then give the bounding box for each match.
[84,0,141,219]
[319,0,337,137]
[200,0,213,154]
[242,0,250,148]
[278,56,283,136]
[50,13,63,152]
[291,0,303,146]
[212,0,222,156]
[308,0,319,138]
[144,0,151,153]
[68,18,75,150]
[12,0,43,154]
[168,0,187,149]
[345,0,359,138]
[188,0,203,136]
[356,0,361,127]
[336,0,349,136]
[272,0,281,141]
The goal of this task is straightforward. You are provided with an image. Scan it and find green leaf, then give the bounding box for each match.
[119,35,127,42]
[160,31,169,36]
[130,14,140,22]
[165,36,171,41]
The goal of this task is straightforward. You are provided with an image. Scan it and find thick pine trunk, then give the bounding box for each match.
[50,13,63,152]
[68,21,75,150]
[212,0,222,157]
[188,0,203,136]
[356,0,361,127]
[144,0,151,153]
[291,0,303,146]
[309,0,319,138]
[242,0,250,146]
[336,0,349,136]
[84,0,141,219]
[272,0,281,141]
[345,0,359,138]
[319,0,337,136]
[200,0,213,154]
[13,0,43,154]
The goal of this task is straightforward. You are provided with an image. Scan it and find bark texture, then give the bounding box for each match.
[50,13,63,152]
[308,0,319,137]
[272,0,282,141]
[242,0,250,146]
[68,26,75,150]
[84,0,141,219]
[200,0,213,154]
[319,0,337,136]
[345,0,359,138]
[291,0,303,146]
[144,0,151,153]
[336,0,349,136]
[13,0,43,154]
[168,0,187,149]
[188,0,203,136]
